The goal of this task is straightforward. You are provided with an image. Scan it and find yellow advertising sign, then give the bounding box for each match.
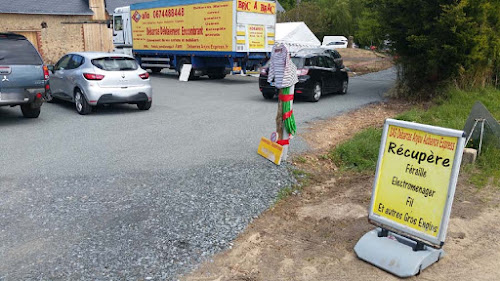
[248,25,265,49]
[372,123,460,240]
[237,0,276,14]
[131,1,233,51]
[257,137,283,165]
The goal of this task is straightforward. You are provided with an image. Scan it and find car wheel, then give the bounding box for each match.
[310,82,322,102]
[339,79,348,95]
[262,91,275,99]
[137,100,152,110]
[74,89,92,115]
[20,103,41,118]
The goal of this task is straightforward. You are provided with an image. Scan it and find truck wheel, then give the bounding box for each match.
[20,103,41,118]
[208,68,226,79]
[177,58,194,79]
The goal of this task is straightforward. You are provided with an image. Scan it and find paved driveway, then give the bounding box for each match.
[0,68,395,280]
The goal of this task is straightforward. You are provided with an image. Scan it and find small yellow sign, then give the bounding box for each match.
[372,124,460,239]
[237,0,276,14]
[248,24,265,50]
[257,137,283,165]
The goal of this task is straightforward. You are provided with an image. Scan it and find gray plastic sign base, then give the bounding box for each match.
[354,228,444,278]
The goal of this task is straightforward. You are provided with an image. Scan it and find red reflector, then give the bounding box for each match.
[43,65,50,80]
[296,90,303,94]
[139,72,149,79]
[36,93,42,99]
[83,73,105,80]
[90,100,97,103]
[45,84,50,90]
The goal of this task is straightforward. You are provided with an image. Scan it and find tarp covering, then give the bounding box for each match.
[275,22,321,54]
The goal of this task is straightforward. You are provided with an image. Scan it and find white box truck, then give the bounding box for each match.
[113,0,277,79]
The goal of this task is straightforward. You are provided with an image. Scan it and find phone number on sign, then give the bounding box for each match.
[153,8,184,18]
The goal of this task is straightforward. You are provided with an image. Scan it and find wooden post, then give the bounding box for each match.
[276,89,283,140]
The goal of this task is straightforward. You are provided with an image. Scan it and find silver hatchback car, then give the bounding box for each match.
[49,52,152,115]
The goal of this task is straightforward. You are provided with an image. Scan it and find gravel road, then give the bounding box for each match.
[0,68,395,280]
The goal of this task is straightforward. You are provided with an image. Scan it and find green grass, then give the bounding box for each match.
[330,87,500,188]
[468,145,500,187]
[396,87,500,129]
[329,128,382,172]
[294,156,307,164]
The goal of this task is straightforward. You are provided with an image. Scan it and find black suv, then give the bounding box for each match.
[259,48,348,102]
[0,33,49,118]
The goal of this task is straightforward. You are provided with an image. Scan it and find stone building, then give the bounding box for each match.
[0,0,121,63]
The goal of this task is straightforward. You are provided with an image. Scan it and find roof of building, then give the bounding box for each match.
[0,0,94,15]
[0,0,285,16]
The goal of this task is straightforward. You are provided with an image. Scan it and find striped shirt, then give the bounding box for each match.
[267,44,299,89]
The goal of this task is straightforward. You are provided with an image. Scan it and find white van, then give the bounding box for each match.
[321,36,348,49]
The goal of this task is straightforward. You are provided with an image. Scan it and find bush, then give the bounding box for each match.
[374,0,500,99]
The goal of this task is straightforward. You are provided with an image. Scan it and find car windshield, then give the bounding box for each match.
[0,38,43,65]
[91,57,138,71]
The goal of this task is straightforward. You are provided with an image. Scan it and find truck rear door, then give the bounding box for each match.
[235,0,276,53]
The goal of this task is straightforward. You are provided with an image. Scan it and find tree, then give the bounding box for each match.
[373,0,500,98]
[355,9,384,47]
[279,0,298,11]
[278,2,327,36]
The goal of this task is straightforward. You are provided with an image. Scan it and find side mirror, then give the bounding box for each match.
[47,65,55,73]
[107,20,112,29]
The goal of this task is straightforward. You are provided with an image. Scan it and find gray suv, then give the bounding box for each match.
[0,33,48,118]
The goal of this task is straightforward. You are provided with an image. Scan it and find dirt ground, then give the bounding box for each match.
[338,49,393,75]
[183,101,500,281]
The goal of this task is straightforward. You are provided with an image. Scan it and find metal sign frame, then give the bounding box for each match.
[368,119,466,247]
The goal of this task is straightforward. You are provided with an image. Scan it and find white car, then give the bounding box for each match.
[49,52,152,115]
[321,41,348,49]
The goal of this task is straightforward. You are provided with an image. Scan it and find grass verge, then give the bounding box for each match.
[330,87,500,187]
